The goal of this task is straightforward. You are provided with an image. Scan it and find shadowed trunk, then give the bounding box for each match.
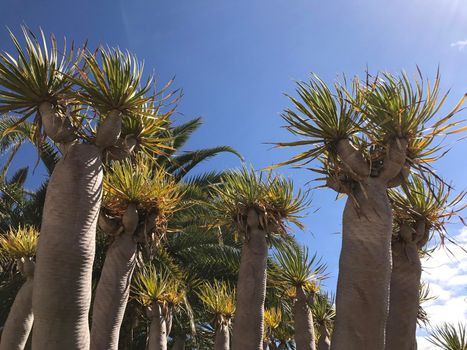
[317,324,331,350]
[0,260,34,350]
[232,210,268,350]
[385,239,421,350]
[293,286,316,350]
[331,178,393,350]
[90,230,137,350]
[148,303,168,350]
[171,335,185,350]
[32,143,103,350]
[214,323,230,350]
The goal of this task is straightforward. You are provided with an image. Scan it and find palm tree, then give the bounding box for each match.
[271,71,465,349]
[0,28,173,349]
[132,264,187,350]
[386,176,465,350]
[273,244,326,350]
[428,322,467,350]
[90,155,184,350]
[310,293,335,350]
[197,280,236,350]
[0,226,38,350]
[210,167,308,350]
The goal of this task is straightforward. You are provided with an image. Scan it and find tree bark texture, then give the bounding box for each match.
[293,286,316,350]
[214,323,230,350]
[32,143,102,350]
[331,178,393,350]
[147,303,168,350]
[90,230,137,350]
[385,239,421,350]
[232,210,268,350]
[0,261,34,350]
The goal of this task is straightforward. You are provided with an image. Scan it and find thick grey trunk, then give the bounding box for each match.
[331,178,393,350]
[32,143,103,350]
[317,324,331,350]
[90,231,137,350]
[171,335,185,350]
[147,303,167,350]
[232,225,268,350]
[0,276,34,350]
[214,324,230,350]
[293,287,316,350]
[385,240,421,350]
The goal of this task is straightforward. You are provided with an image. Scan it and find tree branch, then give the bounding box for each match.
[336,139,369,181]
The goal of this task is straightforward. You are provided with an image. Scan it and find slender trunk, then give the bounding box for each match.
[148,303,167,350]
[214,324,230,350]
[385,240,421,350]
[171,335,185,350]
[90,230,137,350]
[317,324,331,350]
[331,178,393,350]
[32,143,103,350]
[0,260,34,350]
[294,286,316,350]
[232,221,268,350]
[278,342,286,350]
[263,340,269,350]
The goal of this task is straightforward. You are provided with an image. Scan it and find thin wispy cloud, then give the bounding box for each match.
[451,40,467,50]
[416,227,467,350]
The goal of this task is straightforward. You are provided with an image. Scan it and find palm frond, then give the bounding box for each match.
[103,155,184,219]
[209,166,309,237]
[0,225,38,259]
[0,26,77,115]
[389,174,466,248]
[271,74,363,168]
[196,280,235,318]
[428,322,467,350]
[273,243,327,288]
[73,47,152,117]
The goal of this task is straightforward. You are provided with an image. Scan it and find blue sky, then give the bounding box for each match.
[1,0,466,339]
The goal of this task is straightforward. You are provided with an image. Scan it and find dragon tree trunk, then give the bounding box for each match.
[147,303,168,350]
[0,259,34,350]
[215,323,230,350]
[385,222,424,350]
[32,143,103,350]
[90,221,138,350]
[293,286,316,350]
[232,209,268,350]
[330,139,407,350]
[317,324,331,350]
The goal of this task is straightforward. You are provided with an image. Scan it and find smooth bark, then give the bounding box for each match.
[385,239,421,350]
[32,143,103,350]
[171,335,185,350]
[317,324,331,350]
[232,209,268,350]
[331,178,393,350]
[214,324,230,350]
[90,229,137,350]
[293,286,316,350]
[0,260,34,350]
[148,303,168,350]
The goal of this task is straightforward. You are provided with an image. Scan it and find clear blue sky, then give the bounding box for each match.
[1,0,467,292]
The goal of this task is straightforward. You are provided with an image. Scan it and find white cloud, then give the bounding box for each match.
[416,227,467,349]
[451,40,467,50]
